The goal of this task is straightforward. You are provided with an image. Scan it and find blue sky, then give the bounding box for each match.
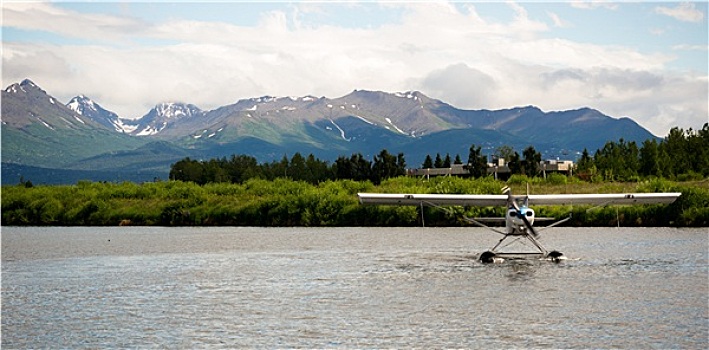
[2,1,707,136]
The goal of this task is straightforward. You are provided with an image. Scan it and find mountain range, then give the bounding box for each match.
[1,79,657,184]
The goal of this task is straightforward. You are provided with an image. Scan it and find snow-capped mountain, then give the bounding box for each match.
[123,102,205,136]
[66,95,128,132]
[2,79,660,184]
[1,79,143,169]
[2,79,94,130]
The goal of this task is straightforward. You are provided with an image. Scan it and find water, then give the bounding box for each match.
[2,226,707,348]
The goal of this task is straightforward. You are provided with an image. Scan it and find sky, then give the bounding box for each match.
[2,1,707,137]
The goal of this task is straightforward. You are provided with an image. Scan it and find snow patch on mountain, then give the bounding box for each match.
[115,119,138,133]
[354,115,375,125]
[394,91,418,100]
[67,95,133,132]
[37,117,54,130]
[329,119,351,141]
[385,117,407,135]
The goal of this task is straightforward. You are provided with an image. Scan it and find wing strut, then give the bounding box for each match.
[537,215,573,233]
[461,216,506,235]
[421,200,506,235]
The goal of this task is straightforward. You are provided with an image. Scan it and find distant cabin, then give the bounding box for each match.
[408,159,574,180]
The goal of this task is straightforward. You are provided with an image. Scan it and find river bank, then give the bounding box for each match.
[2,177,707,227]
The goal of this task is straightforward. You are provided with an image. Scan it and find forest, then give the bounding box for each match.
[166,124,708,185]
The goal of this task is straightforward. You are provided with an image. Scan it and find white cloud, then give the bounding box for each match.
[547,11,570,28]
[570,1,619,11]
[655,2,705,23]
[2,2,148,44]
[1,1,706,136]
[672,44,709,51]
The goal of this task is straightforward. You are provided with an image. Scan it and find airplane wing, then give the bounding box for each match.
[358,192,681,206]
[357,193,508,207]
[526,193,681,206]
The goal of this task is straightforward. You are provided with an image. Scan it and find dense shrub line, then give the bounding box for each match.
[2,177,707,227]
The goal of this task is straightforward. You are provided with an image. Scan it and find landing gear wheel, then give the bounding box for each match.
[547,250,566,262]
[480,251,497,264]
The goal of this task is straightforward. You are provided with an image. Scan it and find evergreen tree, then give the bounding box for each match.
[522,146,541,176]
[693,124,709,176]
[434,153,443,168]
[640,139,662,177]
[334,155,353,180]
[576,148,593,174]
[466,145,488,178]
[350,153,372,182]
[443,153,452,168]
[289,153,307,181]
[372,149,398,184]
[422,155,433,169]
[396,153,407,175]
[663,127,691,175]
[508,152,522,175]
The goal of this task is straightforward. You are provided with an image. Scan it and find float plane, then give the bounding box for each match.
[357,187,681,263]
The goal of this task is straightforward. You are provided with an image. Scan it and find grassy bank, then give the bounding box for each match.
[2,177,707,227]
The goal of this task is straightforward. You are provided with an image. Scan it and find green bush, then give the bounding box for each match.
[1,178,705,227]
[544,173,568,185]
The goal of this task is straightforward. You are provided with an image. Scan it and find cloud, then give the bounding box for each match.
[655,2,705,23]
[1,1,706,136]
[419,63,498,108]
[672,44,709,51]
[2,2,148,44]
[570,1,619,11]
[547,11,570,28]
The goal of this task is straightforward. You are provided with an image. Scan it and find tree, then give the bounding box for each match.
[289,153,307,181]
[334,155,353,180]
[349,153,372,182]
[170,158,206,184]
[396,152,406,174]
[692,124,709,176]
[639,139,662,177]
[495,145,515,163]
[508,152,522,175]
[422,155,433,169]
[267,155,289,179]
[372,149,399,184]
[663,127,691,174]
[305,153,332,183]
[522,146,541,176]
[593,139,639,181]
[576,148,593,174]
[434,153,443,168]
[466,144,488,178]
[443,153,452,168]
[453,154,462,165]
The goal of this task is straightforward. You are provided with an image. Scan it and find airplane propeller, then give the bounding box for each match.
[519,209,540,238]
[504,186,540,238]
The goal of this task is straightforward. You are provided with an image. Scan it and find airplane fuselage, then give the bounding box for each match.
[506,205,535,234]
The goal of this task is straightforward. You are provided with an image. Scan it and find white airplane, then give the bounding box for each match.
[357,187,681,263]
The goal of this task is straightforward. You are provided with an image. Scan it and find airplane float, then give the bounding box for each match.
[357,187,681,263]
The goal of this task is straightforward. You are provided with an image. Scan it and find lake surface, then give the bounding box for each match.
[2,226,707,348]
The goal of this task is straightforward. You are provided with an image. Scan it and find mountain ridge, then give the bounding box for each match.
[1,80,660,184]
